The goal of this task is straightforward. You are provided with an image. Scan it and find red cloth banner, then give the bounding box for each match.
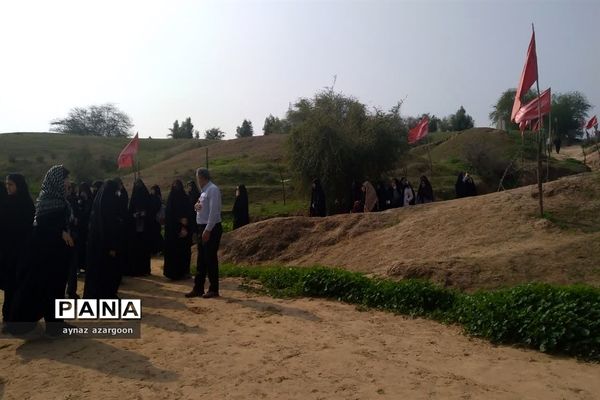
[408,116,429,144]
[117,133,139,169]
[514,88,551,124]
[511,30,538,122]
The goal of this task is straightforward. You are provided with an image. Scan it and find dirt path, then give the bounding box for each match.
[553,145,600,170]
[1,261,598,399]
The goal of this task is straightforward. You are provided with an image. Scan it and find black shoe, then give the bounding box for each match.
[185,289,204,298]
[202,291,219,299]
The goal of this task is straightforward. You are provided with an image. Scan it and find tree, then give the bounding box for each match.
[169,120,180,138]
[263,115,289,135]
[205,127,225,140]
[180,117,194,139]
[449,106,475,131]
[169,117,195,138]
[288,90,407,213]
[236,119,254,138]
[194,130,200,139]
[489,88,536,130]
[50,103,133,137]
[551,92,592,141]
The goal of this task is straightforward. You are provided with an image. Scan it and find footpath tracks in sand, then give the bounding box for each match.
[0,260,599,399]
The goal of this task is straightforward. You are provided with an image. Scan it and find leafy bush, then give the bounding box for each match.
[451,284,600,359]
[220,265,600,360]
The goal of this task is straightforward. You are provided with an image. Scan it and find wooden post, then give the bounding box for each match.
[205,147,209,170]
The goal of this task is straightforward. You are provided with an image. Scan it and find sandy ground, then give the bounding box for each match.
[1,261,599,400]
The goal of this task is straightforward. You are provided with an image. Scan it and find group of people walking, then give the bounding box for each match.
[0,166,242,336]
[310,175,437,216]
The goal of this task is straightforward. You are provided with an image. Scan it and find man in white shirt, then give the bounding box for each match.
[185,168,223,298]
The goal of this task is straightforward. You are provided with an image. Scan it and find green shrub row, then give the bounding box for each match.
[220,265,600,361]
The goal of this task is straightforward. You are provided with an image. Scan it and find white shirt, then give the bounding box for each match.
[196,181,222,232]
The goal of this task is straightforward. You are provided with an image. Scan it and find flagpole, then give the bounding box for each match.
[426,135,434,174]
[546,108,551,182]
[533,23,544,217]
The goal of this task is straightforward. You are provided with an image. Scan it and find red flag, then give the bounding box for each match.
[117,133,139,169]
[511,30,538,122]
[514,88,551,124]
[408,116,429,144]
[586,115,598,129]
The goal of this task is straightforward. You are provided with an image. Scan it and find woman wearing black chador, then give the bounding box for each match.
[163,180,195,280]
[1,174,35,324]
[84,180,125,299]
[232,184,250,229]
[7,165,75,336]
[126,179,158,276]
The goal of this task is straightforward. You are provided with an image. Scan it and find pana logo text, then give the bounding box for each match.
[55,299,142,320]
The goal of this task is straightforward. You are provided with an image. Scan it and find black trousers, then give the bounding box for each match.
[194,223,222,294]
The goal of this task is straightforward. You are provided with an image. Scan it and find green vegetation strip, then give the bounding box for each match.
[220,265,600,361]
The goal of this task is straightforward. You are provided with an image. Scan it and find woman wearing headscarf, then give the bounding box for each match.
[455,172,466,199]
[163,180,195,280]
[463,172,478,197]
[149,184,165,255]
[362,181,379,213]
[75,182,94,273]
[1,174,35,323]
[187,180,201,209]
[309,178,327,217]
[126,179,157,276]
[113,178,130,280]
[7,165,74,335]
[389,178,403,208]
[84,180,124,299]
[186,180,201,237]
[416,176,434,204]
[400,177,415,207]
[232,184,250,229]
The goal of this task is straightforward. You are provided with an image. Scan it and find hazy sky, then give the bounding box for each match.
[0,0,598,139]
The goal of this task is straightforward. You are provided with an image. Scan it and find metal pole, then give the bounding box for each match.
[533,23,544,217]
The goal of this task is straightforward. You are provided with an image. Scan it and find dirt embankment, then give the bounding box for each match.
[220,172,600,291]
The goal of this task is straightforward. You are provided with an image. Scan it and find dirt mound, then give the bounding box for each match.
[220,172,600,291]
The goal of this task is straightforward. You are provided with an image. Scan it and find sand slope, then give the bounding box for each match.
[1,262,599,399]
[220,172,600,290]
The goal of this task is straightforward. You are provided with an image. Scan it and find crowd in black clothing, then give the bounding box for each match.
[310,175,438,216]
[0,165,252,336]
[310,173,477,217]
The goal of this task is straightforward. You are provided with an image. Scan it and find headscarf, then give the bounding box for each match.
[362,181,378,213]
[6,174,34,210]
[129,179,151,212]
[35,165,70,219]
[417,175,434,202]
[187,180,200,206]
[88,180,119,241]
[150,185,162,200]
[165,180,193,239]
